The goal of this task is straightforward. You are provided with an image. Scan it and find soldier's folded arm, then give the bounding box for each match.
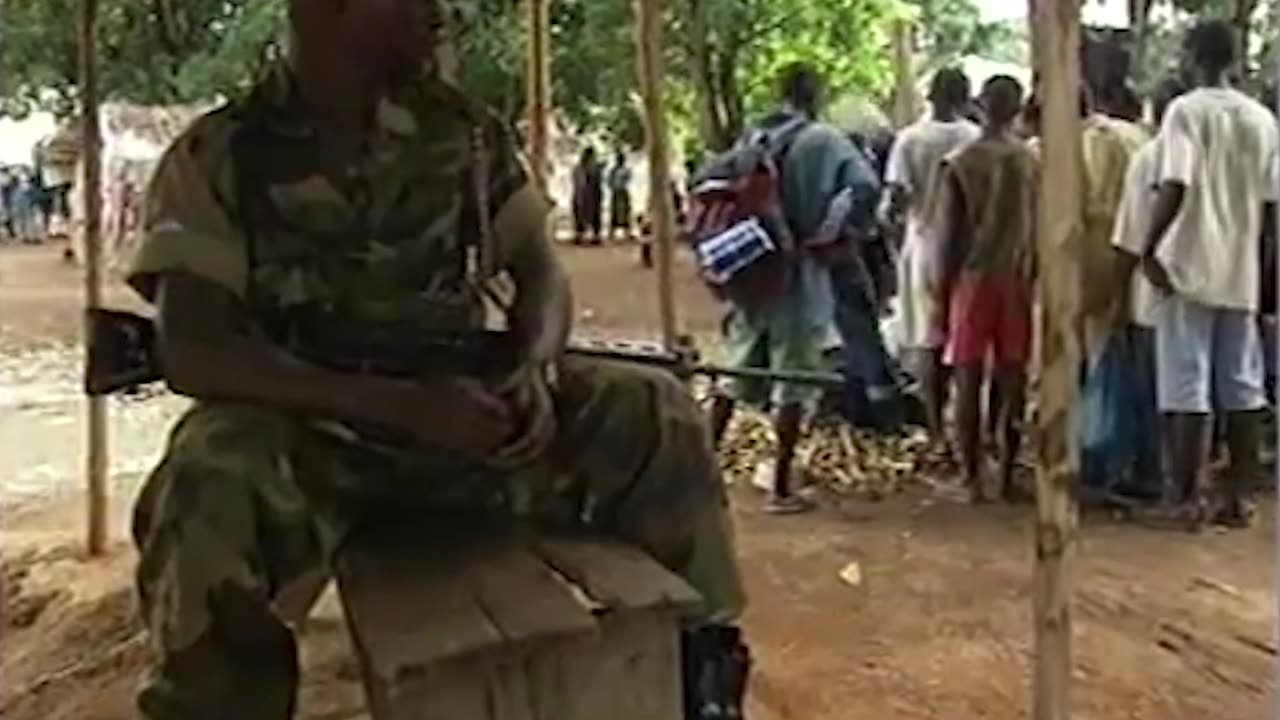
[151,271,438,433]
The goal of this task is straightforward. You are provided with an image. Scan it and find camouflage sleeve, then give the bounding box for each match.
[127,111,249,303]
[486,119,553,269]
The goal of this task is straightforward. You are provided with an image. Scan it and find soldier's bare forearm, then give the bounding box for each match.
[165,332,435,427]
[515,270,572,363]
[508,237,573,364]
[154,273,433,429]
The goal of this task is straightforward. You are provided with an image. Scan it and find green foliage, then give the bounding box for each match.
[0,0,285,118]
[1133,0,1274,95]
[0,0,78,117]
[463,0,900,150]
[454,0,526,122]
[549,0,642,145]
[168,2,286,102]
[0,0,902,152]
[732,0,896,118]
[903,0,1029,72]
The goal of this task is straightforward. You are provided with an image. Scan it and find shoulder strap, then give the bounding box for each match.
[431,81,508,287]
[225,102,284,330]
[467,124,495,285]
[761,118,811,165]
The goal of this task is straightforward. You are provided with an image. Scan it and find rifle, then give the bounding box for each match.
[84,308,846,397]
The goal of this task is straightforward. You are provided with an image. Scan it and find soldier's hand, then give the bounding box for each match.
[397,379,513,459]
[488,366,558,469]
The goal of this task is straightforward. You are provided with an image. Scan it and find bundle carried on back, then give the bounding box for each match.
[684,118,809,307]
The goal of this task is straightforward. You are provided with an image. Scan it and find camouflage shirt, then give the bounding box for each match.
[129,63,549,357]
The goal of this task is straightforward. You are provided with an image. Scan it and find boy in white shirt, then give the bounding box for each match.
[1141,21,1280,528]
[881,67,980,448]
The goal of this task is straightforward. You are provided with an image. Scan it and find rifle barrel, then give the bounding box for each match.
[566,345,845,387]
[692,363,846,387]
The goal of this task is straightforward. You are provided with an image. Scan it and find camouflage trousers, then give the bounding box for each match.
[131,357,745,720]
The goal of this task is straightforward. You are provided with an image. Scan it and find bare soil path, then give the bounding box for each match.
[1,242,1273,720]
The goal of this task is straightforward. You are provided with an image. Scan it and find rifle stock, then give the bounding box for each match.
[85,308,163,396]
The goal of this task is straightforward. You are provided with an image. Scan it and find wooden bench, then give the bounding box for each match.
[330,528,702,720]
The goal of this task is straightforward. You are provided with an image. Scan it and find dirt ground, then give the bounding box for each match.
[1,241,1276,720]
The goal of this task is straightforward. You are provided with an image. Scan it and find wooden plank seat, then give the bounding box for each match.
[332,523,702,720]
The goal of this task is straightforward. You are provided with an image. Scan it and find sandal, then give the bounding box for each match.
[1213,498,1257,529]
[925,478,982,505]
[1135,499,1210,533]
[764,494,817,515]
[1001,482,1035,505]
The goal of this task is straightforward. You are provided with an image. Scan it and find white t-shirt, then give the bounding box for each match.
[885,119,980,252]
[1156,87,1280,311]
[1111,139,1161,328]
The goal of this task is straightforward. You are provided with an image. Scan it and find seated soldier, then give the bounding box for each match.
[127,1,748,719]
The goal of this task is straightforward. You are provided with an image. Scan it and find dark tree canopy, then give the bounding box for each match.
[0,0,1049,152]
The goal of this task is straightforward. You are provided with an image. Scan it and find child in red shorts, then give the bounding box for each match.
[935,75,1038,503]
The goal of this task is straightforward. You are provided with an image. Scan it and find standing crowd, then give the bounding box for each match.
[689,18,1277,529]
[572,146,636,244]
[24,3,1274,718]
[0,165,55,244]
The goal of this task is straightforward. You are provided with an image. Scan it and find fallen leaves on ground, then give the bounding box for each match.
[715,405,934,501]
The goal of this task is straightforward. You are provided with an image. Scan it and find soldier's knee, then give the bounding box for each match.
[607,366,722,490]
[135,403,298,546]
[594,361,700,420]
[167,403,295,461]
[640,370,715,449]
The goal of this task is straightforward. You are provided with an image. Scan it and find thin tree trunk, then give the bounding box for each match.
[153,0,182,53]
[633,0,680,349]
[435,4,461,85]
[1029,0,1083,718]
[718,42,745,144]
[686,0,730,152]
[525,0,552,189]
[1129,0,1151,90]
[890,19,918,128]
[79,0,108,557]
[1233,0,1259,82]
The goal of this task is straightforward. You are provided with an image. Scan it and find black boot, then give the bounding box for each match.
[682,626,751,720]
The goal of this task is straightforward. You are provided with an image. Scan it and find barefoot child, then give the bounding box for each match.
[936,76,1038,502]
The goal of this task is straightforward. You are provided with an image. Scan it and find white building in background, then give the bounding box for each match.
[977,0,1130,27]
[0,113,57,166]
[53,103,208,268]
[1082,0,1131,28]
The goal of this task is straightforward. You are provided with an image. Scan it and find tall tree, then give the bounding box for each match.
[0,0,284,118]
[1134,0,1273,92]
[0,0,902,155]
[674,0,897,151]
